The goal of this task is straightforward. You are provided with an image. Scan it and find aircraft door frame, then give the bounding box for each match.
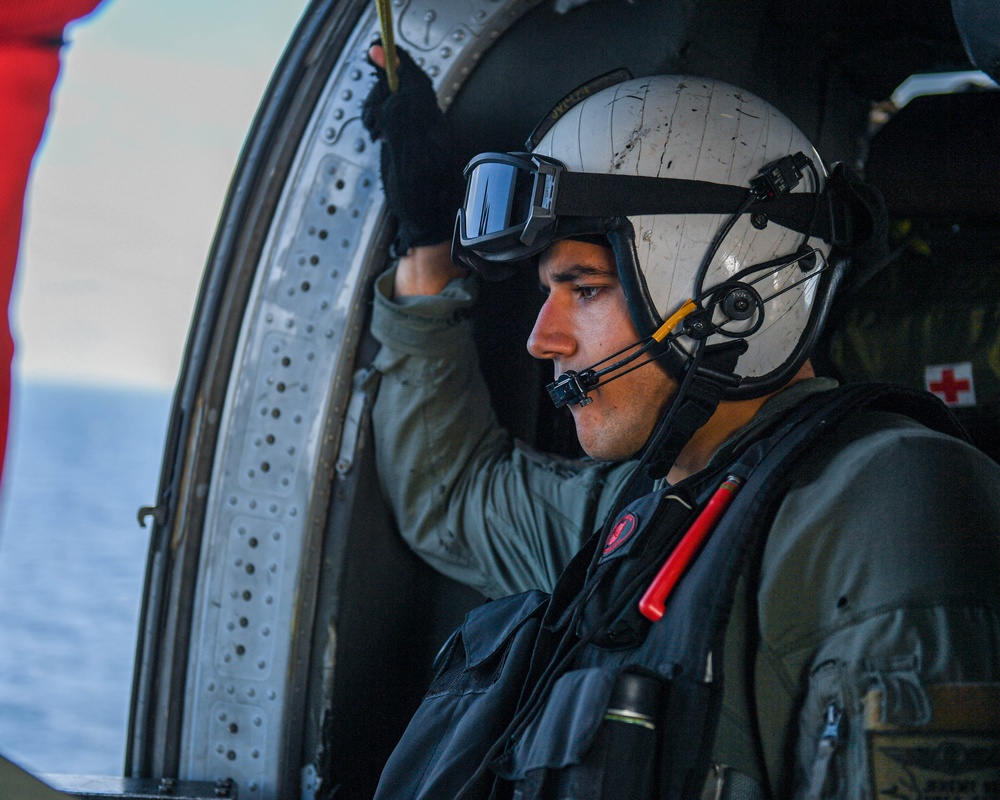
[127,0,539,797]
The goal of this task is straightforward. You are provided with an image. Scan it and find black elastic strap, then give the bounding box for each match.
[555,173,826,239]
[644,340,748,480]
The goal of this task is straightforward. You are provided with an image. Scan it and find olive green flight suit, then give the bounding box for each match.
[370,267,1000,798]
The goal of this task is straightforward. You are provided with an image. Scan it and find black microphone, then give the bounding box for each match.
[547,369,599,408]
[545,337,667,409]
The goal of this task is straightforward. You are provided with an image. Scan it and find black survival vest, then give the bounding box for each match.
[373,383,969,800]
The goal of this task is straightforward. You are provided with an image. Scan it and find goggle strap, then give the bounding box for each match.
[554,173,744,216]
[552,172,827,238]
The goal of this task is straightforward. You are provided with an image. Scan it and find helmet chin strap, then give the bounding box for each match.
[639,339,748,481]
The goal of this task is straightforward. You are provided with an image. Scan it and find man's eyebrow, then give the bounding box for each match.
[548,264,615,284]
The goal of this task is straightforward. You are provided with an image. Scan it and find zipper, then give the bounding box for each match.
[805,702,843,800]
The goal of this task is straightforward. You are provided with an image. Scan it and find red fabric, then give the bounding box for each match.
[0,0,103,39]
[0,0,102,483]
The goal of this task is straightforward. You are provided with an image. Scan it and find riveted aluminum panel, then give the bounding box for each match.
[176,0,540,797]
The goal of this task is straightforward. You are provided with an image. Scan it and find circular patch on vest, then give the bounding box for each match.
[603,513,638,556]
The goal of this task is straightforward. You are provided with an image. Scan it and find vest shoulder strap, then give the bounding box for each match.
[628,382,968,799]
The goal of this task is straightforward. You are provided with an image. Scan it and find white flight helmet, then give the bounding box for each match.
[452,75,852,406]
[533,75,831,396]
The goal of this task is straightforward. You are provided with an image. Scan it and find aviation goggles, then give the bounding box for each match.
[452,152,828,278]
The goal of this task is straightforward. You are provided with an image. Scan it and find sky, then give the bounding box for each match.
[14,0,310,389]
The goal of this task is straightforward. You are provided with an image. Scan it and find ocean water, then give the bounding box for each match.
[0,381,171,777]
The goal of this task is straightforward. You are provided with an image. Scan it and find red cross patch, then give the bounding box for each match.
[925,363,976,407]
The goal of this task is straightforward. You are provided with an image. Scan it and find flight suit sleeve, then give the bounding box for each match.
[369,266,633,599]
[752,412,1000,799]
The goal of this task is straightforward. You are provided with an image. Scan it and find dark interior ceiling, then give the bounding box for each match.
[867,90,1000,219]
[448,0,975,169]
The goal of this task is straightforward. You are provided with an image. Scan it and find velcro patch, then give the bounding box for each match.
[865,684,1000,800]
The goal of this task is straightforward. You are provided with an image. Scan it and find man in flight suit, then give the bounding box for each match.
[362,45,1000,800]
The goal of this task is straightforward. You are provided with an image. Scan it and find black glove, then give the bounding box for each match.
[362,45,465,255]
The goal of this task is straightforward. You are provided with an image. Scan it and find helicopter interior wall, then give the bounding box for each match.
[864,90,1000,220]
[823,219,1000,464]
[444,0,895,167]
[821,89,1000,464]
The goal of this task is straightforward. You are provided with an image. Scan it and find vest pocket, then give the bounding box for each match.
[427,589,549,697]
[497,668,663,800]
[374,590,549,800]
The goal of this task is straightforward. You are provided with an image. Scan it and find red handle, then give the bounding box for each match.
[638,476,743,622]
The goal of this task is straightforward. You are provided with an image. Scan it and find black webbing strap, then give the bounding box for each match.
[554,172,821,237]
[644,341,748,480]
[553,167,884,252]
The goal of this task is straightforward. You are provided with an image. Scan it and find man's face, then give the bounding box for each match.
[528,239,677,461]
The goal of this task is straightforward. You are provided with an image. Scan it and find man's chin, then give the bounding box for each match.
[573,408,654,463]
[582,444,637,463]
[575,426,639,463]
